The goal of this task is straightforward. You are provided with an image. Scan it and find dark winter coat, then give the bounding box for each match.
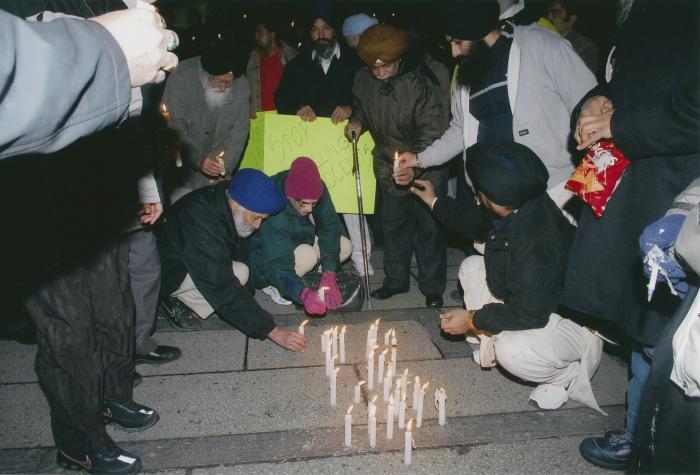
[434,193,575,334]
[561,0,700,346]
[248,171,342,302]
[274,44,361,117]
[157,183,276,339]
[350,49,450,195]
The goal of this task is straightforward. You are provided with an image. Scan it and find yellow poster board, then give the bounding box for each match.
[240,112,376,214]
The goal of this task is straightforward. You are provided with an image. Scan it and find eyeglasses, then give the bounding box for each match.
[295,199,318,210]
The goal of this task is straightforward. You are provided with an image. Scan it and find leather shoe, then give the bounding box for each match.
[57,446,142,474]
[103,400,159,432]
[136,345,182,365]
[370,286,409,300]
[425,294,443,308]
[160,297,201,331]
[579,430,632,471]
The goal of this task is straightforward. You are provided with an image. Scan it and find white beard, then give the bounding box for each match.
[233,207,256,238]
[204,88,231,109]
[617,0,635,26]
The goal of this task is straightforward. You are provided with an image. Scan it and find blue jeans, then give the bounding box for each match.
[626,346,655,438]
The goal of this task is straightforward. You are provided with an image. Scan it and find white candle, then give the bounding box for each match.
[325,347,332,376]
[384,329,392,346]
[331,326,339,358]
[401,369,409,400]
[404,418,413,465]
[398,397,406,429]
[216,151,226,176]
[344,405,353,447]
[367,346,377,390]
[160,103,170,124]
[330,367,339,406]
[393,379,401,416]
[435,387,447,425]
[387,396,395,440]
[412,376,420,410]
[365,323,374,355]
[417,382,429,428]
[298,319,308,336]
[383,372,391,402]
[318,286,330,301]
[391,332,398,375]
[339,326,347,363]
[322,330,329,354]
[368,414,377,448]
[354,380,365,404]
[393,150,400,174]
[377,349,387,384]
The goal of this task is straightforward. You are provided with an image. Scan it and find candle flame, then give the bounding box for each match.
[340,325,347,334]
[394,151,399,161]
[380,349,388,356]
[374,317,381,327]
[403,369,408,376]
[358,380,366,386]
[161,103,168,113]
[347,405,353,414]
[422,382,430,390]
[216,151,225,159]
[300,320,308,328]
[334,367,340,375]
[332,355,338,361]
[407,418,413,431]
[370,395,378,404]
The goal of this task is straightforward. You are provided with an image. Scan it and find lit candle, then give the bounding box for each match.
[354,380,365,404]
[344,405,353,447]
[404,418,413,465]
[331,326,338,358]
[384,329,392,346]
[339,325,347,363]
[412,376,420,410]
[216,151,226,177]
[398,396,406,429]
[367,346,377,390]
[417,382,429,428]
[387,395,395,440]
[377,349,387,384]
[393,150,400,174]
[330,367,339,406]
[160,103,170,124]
[401,369,409,401]
[435,387,447,425]
[318,286,330,302]
[321,330,329,354]
[325,345,332,376]
[368,396,377,448]
[391,331,398,375]
[298,319,308,336]
[383,366,392,402]
[393,379,401,416]
[365,323,374,355]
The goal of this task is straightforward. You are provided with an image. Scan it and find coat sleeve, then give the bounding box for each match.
[211,78,250,173]
[349,73,367,128]
[417,86,467,168]
[314,186,343,273]
[431,195,490,241]
[274,57,302,115]
[412,79,449,152]
[162,67,203,169]
[611,78,700,159]
[0,12,132,159]
[258,216,307,302]
[473,240,566,333]
[180,220,276,339]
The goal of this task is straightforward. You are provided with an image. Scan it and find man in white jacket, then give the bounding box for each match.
[399,0,596,218]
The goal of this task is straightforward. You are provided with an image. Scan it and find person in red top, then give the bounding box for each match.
[246,15,299,115]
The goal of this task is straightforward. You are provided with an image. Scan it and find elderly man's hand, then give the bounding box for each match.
[331,105,352,124]
[575,95,614,149]
[440,309,476,336]
[345,122,363,141]
[410,179,436,207]
[267,327,307,352]
[90,8,178,86]
[199,156,225,177]
[393,166,415,186]
[297,105,317,122]
[398,151,419,169]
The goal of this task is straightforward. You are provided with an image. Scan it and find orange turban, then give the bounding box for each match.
[357,24,410,67]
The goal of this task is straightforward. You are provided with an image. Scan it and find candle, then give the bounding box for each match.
[367,346,376,390]
[377,349,387,383]
[412,376,420,410]
[401,369,409,400]
[344,406,353,447]
[160,103,170,124]
[354,381,365,404]
[435,387,447,425]
[391,332,398,375]
[216,151,226,176]
[318,286,330,302]
[387,395,395,440]
[393,150,400,174]
[330,367,339,406]
[339,326,347,363]
[325,345,332,376]
[321,331,329,354]
[298,319,308,336]
[393,379,401,416]
[383,368,392,402]
[365,323,374,354]
[384,329,392,346]
[368,414,377,448]
[404,418,413,465]
[331,326,338,358]
[398,396,406,429]
[417,382,429,428]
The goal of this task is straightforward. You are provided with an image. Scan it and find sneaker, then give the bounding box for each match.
[528,384,569,410]
[472,349,480,365]
[466,335,480,345]
[103,400,160,432]
[57,446,142,474]
[579,430,632,471]
[160,297,201,331]
[351,256,375,276]
[262,286,292,305]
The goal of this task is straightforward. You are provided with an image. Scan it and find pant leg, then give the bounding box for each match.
[343,213,371,265]
[458,255,502,310]
[294,244,319,276]
[626,345,654,438]
[413,197,446,295]
[381,189,416,289]
[127,230,161,355]
[172,262,249,318]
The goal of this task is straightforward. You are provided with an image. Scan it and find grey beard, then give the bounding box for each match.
[233,207,256,238]
[314,40,337,60]
[204,87,231,109]
[617,0,635,26]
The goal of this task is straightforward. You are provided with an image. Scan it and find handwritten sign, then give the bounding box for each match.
[240,113,376,214]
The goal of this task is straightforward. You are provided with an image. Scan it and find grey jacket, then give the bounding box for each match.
[670,177,700,275]
[163,57,250,189]
[418,24,597,188]
[246,42,298,113]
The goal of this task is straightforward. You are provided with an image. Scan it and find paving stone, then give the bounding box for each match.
[0,340,36,384]
[247,320,442,370]
[138,330,246,377]
[190,435,610,475]
[0,383,52,448]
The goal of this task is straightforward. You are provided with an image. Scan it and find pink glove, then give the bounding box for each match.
[320,272,343,310]
[300,287,327,315]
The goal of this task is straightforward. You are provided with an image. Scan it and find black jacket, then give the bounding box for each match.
[433,193,574,333]
[274,44,361,117]
[158,183,275,339]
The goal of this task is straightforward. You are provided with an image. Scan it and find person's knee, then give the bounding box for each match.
[339,236,353,262]
[295,244,318,276]
[493,334,534,379]
[232,262,249,285]
[458,255,483,280]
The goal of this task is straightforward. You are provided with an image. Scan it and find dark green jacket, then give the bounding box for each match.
[249,171,343,302]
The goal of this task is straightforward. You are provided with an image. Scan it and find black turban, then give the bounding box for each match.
[444,0,501,41]
[201,43,246,77]
[466,141,549,208]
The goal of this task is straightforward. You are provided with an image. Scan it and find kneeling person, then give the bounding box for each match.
[158,169,306,352]
[425,141,604,413]
[250,157,352,314]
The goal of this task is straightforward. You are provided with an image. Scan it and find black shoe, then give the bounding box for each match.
[57,447,142,474]
[425,294,443,308]
[132,371,143,388]
[449,288,464,303]
[579,430,632,471]
[160,297,201,331]
[370,286,409,300]
[136,345,182,365]
[103,400,159,432]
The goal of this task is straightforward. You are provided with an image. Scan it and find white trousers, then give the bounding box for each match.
[294,236,353,275]
[342,214,370,267]
[172,261,249,319]
[458,255,604,413]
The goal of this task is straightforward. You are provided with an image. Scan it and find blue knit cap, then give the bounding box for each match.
[228,169,287,214]
[342,13,378,37]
